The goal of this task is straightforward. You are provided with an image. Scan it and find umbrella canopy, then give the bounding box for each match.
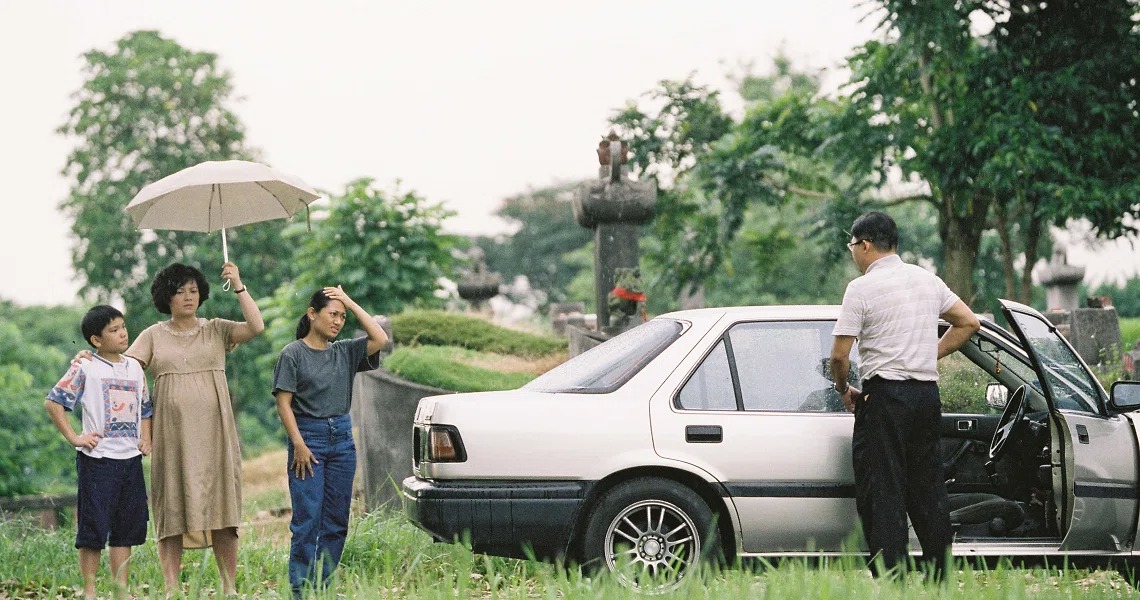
[125,160,320,232]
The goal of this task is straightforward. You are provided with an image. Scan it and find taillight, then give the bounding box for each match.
[427,425,466,463]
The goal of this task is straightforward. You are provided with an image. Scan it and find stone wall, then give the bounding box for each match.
[350,368,454,510]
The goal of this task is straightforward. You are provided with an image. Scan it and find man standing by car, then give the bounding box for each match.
[829,211,980,581]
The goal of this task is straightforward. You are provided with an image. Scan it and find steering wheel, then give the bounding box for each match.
[989,385,1027,461]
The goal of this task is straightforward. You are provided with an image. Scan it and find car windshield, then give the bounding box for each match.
[524,319,684,394]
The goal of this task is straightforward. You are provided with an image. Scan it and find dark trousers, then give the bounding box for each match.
[288,415,356,594]
[853,377,951,579]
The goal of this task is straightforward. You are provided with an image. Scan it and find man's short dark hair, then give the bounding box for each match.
[850,211,899,252]
[81,305,124,348]
[150,263,210,314]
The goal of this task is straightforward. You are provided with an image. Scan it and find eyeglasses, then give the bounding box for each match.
[847,239,872,249]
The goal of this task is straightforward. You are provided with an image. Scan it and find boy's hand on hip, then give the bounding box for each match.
[292,443,319,480]
[74,432,103,450]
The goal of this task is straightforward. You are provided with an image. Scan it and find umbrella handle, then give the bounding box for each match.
[221,228,231,291]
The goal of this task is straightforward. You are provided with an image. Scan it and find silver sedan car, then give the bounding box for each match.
[403,300,1140,588]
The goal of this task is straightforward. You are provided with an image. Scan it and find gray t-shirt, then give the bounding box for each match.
[272,336,380,418]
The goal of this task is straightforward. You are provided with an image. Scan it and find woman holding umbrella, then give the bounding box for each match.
[130,261,264,594]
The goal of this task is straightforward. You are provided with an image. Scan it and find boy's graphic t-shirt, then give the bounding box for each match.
[47,354,152,459]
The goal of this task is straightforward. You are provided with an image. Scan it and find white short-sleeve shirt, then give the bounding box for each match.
[833,254,959,382]
[46,354,152,459]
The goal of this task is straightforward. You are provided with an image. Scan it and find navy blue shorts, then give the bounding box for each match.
[75,452,149,549]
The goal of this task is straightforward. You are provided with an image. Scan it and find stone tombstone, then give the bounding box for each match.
[1123,339,1140,380]
[457,246,503,306]
[549,301,586,337]
[1043,304,1123,368]
[351,368,454,510]
[574,131,656,332]
[1038,246,1085,312]
[567,324,610,358]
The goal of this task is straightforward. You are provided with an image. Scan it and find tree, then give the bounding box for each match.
[0,319,75,496]
[262,178,459,355]
[474,182,593,306]
[611,60,852,302]
[610,79,736,299]
[58,31,297,445]
[829,1,1140,304]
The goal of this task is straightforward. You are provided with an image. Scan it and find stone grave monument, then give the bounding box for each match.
[457,246,503,308]
[1039,246,1122,367]
[572,131,656,342]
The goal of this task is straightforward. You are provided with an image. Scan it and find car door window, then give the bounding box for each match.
[728,321,858,412]
[938,351,1003,415]
[1006,311,1104,414]
[676,340,737,410]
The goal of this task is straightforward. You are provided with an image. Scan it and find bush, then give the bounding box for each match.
[1120,317,1140,349]
[390,311,564,358]
[383,346,538,393]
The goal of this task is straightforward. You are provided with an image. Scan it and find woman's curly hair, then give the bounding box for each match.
[150,263,210,314]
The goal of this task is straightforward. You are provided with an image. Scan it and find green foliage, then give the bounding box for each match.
[383,346,537,393]
[262,179,459,357]
[0,320,76,497]
[1118,317,1140,352]
[561,243,597,313]
[610,57,868,305]
[828,1,1140,303]
[938,352,1001,415]
[390,311,564,358]
[475,182,593,306]
[57,30,294,442]
[610,79,736,298]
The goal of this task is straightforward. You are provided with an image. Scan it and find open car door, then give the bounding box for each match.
[998,300,1138,551]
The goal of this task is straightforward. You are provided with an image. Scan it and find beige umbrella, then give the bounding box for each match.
[125,160,320,280]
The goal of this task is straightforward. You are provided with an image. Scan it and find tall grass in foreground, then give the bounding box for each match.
[3,510,1139,598]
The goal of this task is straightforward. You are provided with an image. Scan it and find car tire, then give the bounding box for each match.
[581,477,720,590]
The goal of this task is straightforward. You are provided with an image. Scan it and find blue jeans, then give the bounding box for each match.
[288,415,356,593]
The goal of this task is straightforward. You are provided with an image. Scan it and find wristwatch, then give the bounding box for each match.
[835,384,849,394]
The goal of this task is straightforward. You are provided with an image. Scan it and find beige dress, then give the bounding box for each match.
[128,318,242,548]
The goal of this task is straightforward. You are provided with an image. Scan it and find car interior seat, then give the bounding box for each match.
[947,492,1025,536]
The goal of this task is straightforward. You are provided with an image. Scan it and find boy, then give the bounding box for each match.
[44,305,153,600]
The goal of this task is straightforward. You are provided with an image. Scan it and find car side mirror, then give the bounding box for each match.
[986,383,1008,410]
[1110,381,1140,411]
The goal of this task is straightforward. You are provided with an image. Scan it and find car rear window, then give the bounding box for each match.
[524,319,684,394]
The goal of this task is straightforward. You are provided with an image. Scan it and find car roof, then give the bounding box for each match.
[658,305,997,327]
[658,305,844,324]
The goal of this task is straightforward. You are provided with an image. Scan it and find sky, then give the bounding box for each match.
[1,1,1134,307]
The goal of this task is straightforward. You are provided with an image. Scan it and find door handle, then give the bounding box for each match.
[1076,424,1089,444]
[686,425,722,443]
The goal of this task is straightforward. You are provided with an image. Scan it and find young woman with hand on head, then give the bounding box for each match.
[271,286,388,596]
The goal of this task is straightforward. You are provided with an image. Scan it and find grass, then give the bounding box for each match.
[390,311,565,358]
[4,453,1138,598]
[1121,317,1140,349]
[3,509,1139,599]
[383,346,550,392]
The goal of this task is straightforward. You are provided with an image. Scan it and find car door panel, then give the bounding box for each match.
[998,300,1140,552]
[1056,411,1138,551]
[939,413,1001,494]
[651,319,861,553]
